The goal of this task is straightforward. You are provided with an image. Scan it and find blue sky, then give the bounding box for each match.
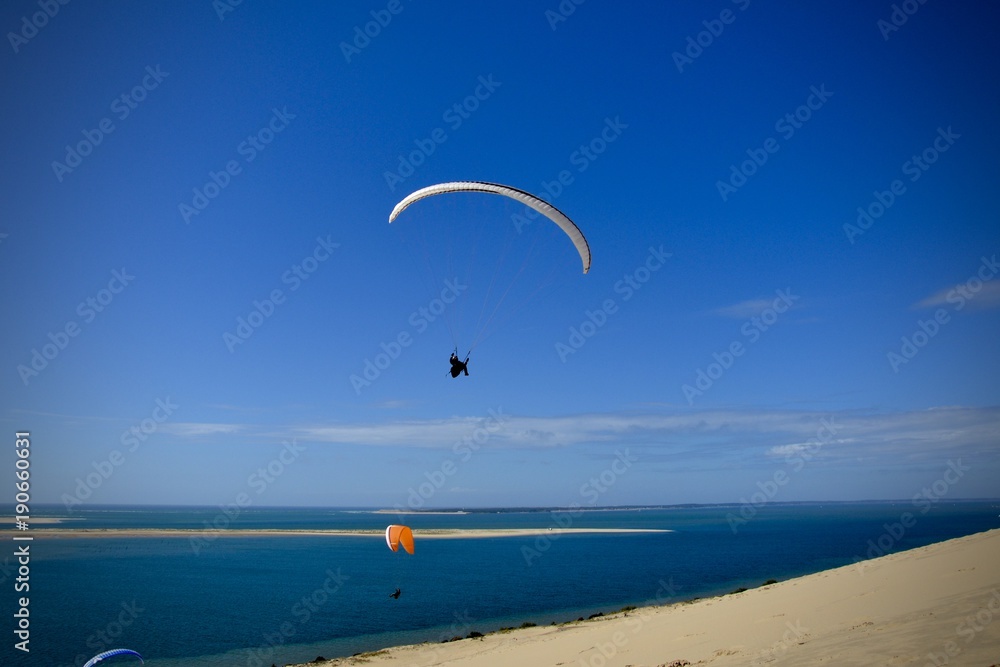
[2,0,998,510]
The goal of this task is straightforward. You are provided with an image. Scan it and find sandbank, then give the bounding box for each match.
[293,528,1000,666]
[20,527,670,539]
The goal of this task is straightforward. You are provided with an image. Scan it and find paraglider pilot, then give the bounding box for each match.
[449,352,469,377]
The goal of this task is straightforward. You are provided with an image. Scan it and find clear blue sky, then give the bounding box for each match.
[2,0,998,509]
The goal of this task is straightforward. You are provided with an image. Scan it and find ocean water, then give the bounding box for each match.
[4,502,998,667]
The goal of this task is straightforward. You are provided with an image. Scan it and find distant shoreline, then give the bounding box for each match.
[17,527,672,539]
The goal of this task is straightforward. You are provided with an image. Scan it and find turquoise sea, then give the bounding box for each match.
[3,501,998,667]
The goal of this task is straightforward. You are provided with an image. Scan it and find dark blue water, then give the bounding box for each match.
[3,502,998,667]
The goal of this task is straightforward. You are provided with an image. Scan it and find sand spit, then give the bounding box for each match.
[22,527,671,539]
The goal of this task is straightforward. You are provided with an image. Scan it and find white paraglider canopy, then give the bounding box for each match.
[389,181,591,274]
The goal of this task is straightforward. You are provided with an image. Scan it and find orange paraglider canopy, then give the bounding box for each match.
[385,524,414,554]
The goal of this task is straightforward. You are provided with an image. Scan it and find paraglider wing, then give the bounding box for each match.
[389,181,591,274]
[83,649,144,667]
[385,524,415,554]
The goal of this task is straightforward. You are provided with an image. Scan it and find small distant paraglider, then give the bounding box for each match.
[83,649,144,667]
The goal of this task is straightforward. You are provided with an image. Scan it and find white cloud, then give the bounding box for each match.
[767,443,809,457]
[149,406,999,475]
[913,279,1000,310]
[162,422,245,437]
[287,406,1000,468]
[711,298,776,319]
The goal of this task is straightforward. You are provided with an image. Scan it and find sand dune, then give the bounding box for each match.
[296,528,1000,666]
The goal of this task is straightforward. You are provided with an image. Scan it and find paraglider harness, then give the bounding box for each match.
[449,349,469,377]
